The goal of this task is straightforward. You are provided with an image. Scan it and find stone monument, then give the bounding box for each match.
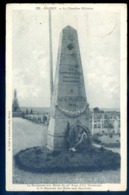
[12,89,22,117]
[15,25,120,174]
[47,25,91,151]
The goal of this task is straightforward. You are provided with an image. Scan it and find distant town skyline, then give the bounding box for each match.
[12,8,120,109]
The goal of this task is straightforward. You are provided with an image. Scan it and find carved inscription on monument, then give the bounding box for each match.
[56,26,86,113]
[58,96,86,112]
[60,65,82,84]
[58,96,85,102]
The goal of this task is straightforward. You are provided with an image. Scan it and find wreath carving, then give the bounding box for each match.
[57,105,86,118]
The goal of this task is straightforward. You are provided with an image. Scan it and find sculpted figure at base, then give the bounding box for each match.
[65,120,92,152]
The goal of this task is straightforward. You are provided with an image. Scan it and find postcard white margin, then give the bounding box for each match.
[6,3,127,191]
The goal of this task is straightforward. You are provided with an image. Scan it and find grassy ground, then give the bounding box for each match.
[92,134,120,147]
[14,145,120,173]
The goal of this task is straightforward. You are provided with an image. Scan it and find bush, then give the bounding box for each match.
[92,134,101,144]
[109,134,113,138]
[14,146,120,173]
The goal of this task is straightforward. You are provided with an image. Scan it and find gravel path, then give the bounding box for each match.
[13,118,120,184]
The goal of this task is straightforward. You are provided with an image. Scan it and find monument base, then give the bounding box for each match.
[47,117,67,151]
[47,116,91,151]
[14,145,120,173]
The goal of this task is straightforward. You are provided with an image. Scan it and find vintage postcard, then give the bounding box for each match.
[6,3,127,191]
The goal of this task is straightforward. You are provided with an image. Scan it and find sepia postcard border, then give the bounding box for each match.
[6,3,127,191]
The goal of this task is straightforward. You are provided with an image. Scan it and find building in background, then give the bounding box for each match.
[91,110,120,135]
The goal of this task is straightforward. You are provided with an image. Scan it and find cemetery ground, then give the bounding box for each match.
[13,118,120,184]
[92,134,120,148]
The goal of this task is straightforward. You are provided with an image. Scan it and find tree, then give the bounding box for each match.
[43,115,47,124]
[65,122,71,149]
[105,114,113,135]
[26,109,28,114]
[93,107,99,113]
[30,109,33,114]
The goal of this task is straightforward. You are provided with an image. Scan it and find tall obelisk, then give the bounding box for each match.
[47,25,91,151]
[12,89,22,117]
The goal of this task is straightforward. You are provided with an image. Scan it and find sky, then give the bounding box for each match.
[12,6,120,109]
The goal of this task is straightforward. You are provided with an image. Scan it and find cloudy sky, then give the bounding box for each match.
[12,6,120,109]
